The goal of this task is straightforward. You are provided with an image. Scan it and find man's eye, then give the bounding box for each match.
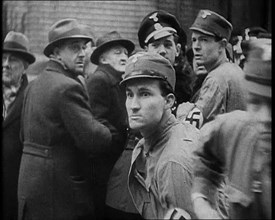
[141,92,150,97]
[115,49,122,54]
[126,92,133,98]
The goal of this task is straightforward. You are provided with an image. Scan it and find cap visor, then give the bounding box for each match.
[120,75,164,86]
[190,27,215,37]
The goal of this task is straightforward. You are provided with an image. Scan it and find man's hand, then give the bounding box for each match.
[193,197,221,219]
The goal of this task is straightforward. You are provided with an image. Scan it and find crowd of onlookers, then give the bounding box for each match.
[2,8,271,220]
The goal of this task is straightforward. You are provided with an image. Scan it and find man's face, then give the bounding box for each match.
[126,78,167,136]
[145,35,180,65]
[58,39,87,75]
[2,52,26,87]
[246,92,271,133]
[100,45,129,72]
[191,31,222,70]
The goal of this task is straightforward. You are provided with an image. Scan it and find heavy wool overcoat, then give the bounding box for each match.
[18,60,111,220]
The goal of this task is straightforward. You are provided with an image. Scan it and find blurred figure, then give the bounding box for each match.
[176,9,247,129]
[86,31,135,220]
[18,18,112,220]
[240,26,269,68]
[192,38,271,219]
[2,31,35,220]
[121,52,199,219]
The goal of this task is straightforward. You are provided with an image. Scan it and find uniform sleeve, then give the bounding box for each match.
[191,118,227,205]
[157,161,195,219]
[195,77,225,123]
[58,81,112,154]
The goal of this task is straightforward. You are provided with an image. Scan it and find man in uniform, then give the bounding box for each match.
[2,31,35,220]
[18,18,111,220]
[192,38,271,219]
[177,9,247,129]
[121,52,199,219]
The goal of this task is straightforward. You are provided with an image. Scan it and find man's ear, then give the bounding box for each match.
[53,47,62,60]
[165,93,176,109]
[176,43,181,57]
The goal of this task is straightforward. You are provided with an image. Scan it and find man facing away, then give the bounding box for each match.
[2,31,35,220]
[18,18,112,220]
[120,52,199,219]
[177,9,247,129]
[191,38,271,219]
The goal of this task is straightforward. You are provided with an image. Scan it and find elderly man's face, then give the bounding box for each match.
[57,39,87,75]
[100,45,129,73]
[2,52,26,87]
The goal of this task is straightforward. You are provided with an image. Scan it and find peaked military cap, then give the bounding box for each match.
[190,9,233,41]
[138,10,187,49]
[120,51,176,91]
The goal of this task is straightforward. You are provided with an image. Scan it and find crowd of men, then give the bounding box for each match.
[2,8,271,220]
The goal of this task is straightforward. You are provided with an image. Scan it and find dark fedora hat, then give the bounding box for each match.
[3,31,35,64]
[44,18,94,57]
[90,31,135,65]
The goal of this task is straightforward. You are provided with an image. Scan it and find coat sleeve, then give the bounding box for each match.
[58,81,112,154]
[86,72,125,153]
[191,118,227,204]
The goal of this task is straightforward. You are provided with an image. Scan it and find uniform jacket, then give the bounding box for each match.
[2,74,28,220]
[191,61,247,123]
[18,60,112,220]
[86,64,128,185]
[128,114,200,219]
[192,110,271,219]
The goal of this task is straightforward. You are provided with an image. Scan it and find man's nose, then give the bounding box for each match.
[2,57,10,68]
[158,45,167,56]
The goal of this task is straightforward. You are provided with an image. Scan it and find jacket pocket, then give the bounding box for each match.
[70,176,94,217]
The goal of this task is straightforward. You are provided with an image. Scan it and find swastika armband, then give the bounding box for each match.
[184,107,204,129]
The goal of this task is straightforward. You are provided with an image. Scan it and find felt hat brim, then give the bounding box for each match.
[3,48,36,64]
[43,35,93,57]
[90,39,135,65]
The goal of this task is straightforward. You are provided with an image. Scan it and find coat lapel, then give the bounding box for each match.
[3,75,28,128]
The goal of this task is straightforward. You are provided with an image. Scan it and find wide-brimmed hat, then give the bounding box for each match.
[120,51,176,91]
[138,10,187,49]
[243,38,271,97]
[3,31,35,64]
[90,31,135,65]
[190,9,232,41]
[44,18,94,57]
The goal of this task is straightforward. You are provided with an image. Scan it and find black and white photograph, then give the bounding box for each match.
[2,0,271,219]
